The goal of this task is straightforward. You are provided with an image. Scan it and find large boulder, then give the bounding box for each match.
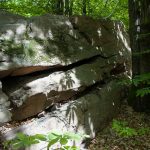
[0,10,131,125]
[0,11,101,78]
[1,80,124,149]
[3,58,121,120]
[70,16,131,75]
[0,11,131,78]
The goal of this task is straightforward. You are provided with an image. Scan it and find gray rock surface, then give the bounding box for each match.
[1,80,123,149]
[0,82,11,124]
[0,11,101,78]
[0,11,131,78]
[0,10,131,127]
[3,58,117,120]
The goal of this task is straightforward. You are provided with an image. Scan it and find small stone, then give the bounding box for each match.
[0,110,12,123]
[100,139,105,144]
[37,111,46,118]
[4,101,11,107]
[0,105,7,109]
[0,91,8,104]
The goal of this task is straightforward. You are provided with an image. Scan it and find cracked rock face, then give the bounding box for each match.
[0,82,11,124]
[0,10,131,124]
[3,59,116,120]
[0,11,101,78]
[1,80,124,149]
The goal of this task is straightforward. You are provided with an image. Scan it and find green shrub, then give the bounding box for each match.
[112,119,137,137]
[119,73,150,97]
[3,131,90,150]
[112,119,150,137]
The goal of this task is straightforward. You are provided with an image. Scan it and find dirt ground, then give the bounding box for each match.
[88,101,150,150]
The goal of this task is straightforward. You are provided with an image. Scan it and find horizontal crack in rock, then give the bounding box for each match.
[1,56,124,121]
[1,53,117,79]
[45,64,125,112]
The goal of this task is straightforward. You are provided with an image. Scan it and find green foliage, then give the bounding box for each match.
[0,0,129,28]
[133,73,150,86]
[119,73,150,97]
[119,73,150,87]
[3,133,43,149]
[112,119,150,137]
[3,131,90,150]
[132,73,150,97]
[136,87,150,97]
[112,120,137,137]
[0,0,50,17]
[137,127,150,136]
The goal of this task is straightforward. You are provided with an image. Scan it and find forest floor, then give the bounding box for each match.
[88,100,150,150]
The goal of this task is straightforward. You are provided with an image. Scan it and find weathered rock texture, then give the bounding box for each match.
[0,10,131,147]
[1,80,124,149]
[0,82,12,123]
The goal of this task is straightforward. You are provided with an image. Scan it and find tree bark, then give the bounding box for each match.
[65,0,69,16]
[128,0,150,112]
[68,0,73,16]
[56,0,64,15]
[82,0,86,15]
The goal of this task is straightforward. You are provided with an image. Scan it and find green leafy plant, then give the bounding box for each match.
[112,119,137,137]
[4,133,47,149]
[3,131,90,150]
[136,87,150,97]
[112,119,150,137]
[132,73,150,86]
[137,127,150,136]
[132,73,150,97]
[119,73,150,97]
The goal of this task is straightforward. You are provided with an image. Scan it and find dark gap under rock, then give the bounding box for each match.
[1,53,117,79]
[4,62,124,121]
[1,53,117,95]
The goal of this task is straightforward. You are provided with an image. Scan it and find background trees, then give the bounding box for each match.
[0,0,128,27]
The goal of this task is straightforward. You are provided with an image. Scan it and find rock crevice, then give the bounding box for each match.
[0,11,131,143]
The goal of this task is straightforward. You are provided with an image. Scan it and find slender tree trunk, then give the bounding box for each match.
[128,0,150,112]
[82,0,86,15]
[56,0,64,15]
[65,0,69,16]
[128,0,141,76]
[69,0,73,16]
